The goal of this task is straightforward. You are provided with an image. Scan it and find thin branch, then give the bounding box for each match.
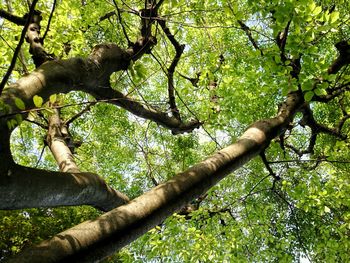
[25,118,48,129]
[177,71,199,87]
[0,0,39,95]
[158,19,185,120]
[34,144,47,168]
[272,189,311,261]
[65,103,94,126]
[268,158,350,164]
[113,0,132,47]
[99,11,116,22]
[89,86,201,134]
[240,175,270,202]
[42,0,57,41]
[237,20,263,55]
[202,126,222,148]
[260,151,281,181]
[0,34,28,71]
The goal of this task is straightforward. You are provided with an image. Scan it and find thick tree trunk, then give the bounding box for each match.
[6,92,304,262]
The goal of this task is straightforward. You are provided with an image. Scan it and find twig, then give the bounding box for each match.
[268,158,350,164]
[25,118,48,129]
[34,144,47,168]
[65,103,94,126]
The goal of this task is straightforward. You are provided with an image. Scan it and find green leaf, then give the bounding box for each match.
[15,114,23,125]
[302,80,313,91]
[308,1,316,12]
[33,95,43,108]
[304,91,314,101]
[7,119,17,129]
[313,6,322,16]
[14,98,25,110]
[49,94,57,104]
[314,88,327,96]
[324,206,331,213]
[329,12,339,23]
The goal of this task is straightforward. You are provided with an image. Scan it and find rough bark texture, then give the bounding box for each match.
[6,92,304,262]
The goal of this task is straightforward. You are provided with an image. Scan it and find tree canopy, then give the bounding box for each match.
[0,0,350,262]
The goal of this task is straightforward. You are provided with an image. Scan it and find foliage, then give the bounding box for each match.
[1,0,350,262]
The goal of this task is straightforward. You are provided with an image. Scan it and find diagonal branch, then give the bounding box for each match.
[113,0,133,47]
[0,9,26,25]
[65,103,94,126]
[89,87,201,134]
[300,104,347,140]
[237,20,263,55]
[9,91,305,262]
[286,103,347,157]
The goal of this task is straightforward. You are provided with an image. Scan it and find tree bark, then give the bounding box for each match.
[6,92,304,262]
[47,108,80,173]
[0,164,128,212]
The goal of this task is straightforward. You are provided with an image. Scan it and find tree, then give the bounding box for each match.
[1,0,350,262]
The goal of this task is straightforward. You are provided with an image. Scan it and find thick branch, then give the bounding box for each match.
[0,164,128,212]
[8,92,304,262]
[300,104,346,140]
[0,9,26,25]
[89,87,201,134]
[328,40,350,74]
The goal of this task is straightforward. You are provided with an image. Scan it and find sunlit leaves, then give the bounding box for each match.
[14,98,25,110]
[2,0,350,262]
[33,95,43,108]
